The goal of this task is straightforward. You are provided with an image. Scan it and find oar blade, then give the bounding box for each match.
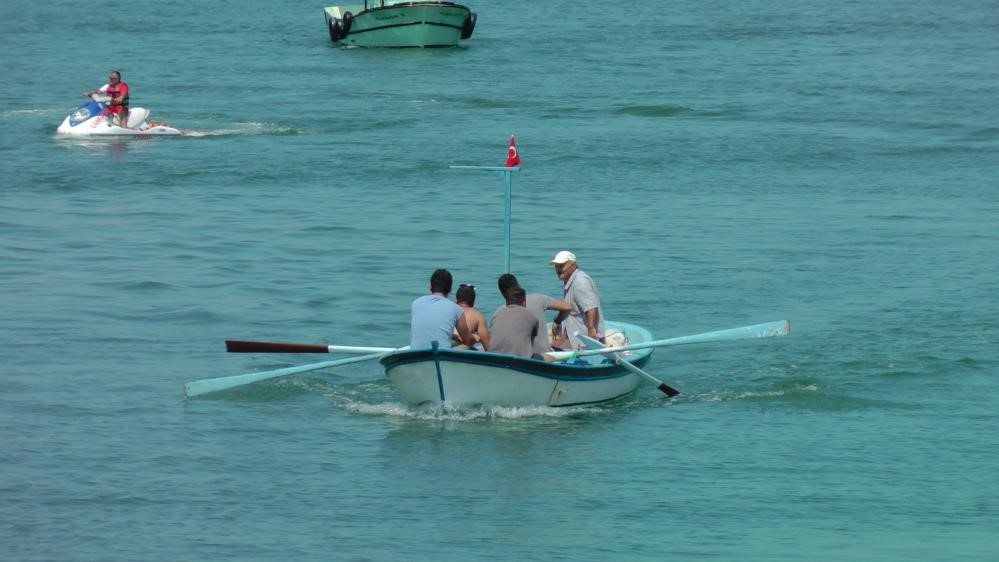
[680,319,790,344]
[657,382,681,397]
[185,347,405,399]
[579,334,680,397]
[577,319,791,357]
[184,369,282,398]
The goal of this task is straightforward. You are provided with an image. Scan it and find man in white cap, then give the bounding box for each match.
[549,250,604,349]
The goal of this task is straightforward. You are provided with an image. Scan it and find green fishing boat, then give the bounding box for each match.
[324,1,476,48]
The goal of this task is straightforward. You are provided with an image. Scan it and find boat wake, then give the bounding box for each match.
[699,382,822,402]
[187,376,612,418]
[181,122,304,137]
[342,400,605,421]
[686,379,907,412]
[5,108,66,118]
[15,105,303,138]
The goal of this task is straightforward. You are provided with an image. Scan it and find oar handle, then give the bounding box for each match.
[226,340,330,353]
[225,340,395,354]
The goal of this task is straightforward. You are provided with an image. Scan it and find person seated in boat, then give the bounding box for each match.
[550,250,605,349]
[487,287,542,359]
[83,70,130,128]
[411,268,476,350]
[492,273,570,355]
[451,283,490,350]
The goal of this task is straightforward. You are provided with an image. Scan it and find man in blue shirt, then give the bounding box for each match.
[411,268,476,349]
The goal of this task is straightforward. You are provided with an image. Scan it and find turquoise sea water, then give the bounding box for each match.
[3,0,998,559]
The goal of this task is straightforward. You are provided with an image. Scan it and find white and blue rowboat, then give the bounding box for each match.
[381,321,654,407]
[189,318,788,400]
[184,152,791,403]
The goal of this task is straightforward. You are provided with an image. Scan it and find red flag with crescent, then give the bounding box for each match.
[505,135,520,167]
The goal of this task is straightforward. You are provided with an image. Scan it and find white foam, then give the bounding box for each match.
[343,400,603,420]
[3,108,65,117]
[181,122,301,137]
[698,383,820,402]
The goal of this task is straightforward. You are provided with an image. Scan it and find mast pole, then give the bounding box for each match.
[449,165,520,273]
[502,168,512,273]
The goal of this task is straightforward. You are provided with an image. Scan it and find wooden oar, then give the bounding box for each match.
[226,339,395,354]
[548,320,790,361]
[578,334,680,397]
[184,347,407,398]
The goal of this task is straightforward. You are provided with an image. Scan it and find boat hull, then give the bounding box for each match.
[324,2,473,48]
[381,321,654,407]
[57,101,181,136]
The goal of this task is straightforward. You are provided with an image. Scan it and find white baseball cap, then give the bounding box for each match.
[550,250,576,264]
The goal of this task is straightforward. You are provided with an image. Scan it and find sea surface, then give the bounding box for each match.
[2,0,998,559]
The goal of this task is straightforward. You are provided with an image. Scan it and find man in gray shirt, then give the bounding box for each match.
[550,250,605,349]
[492,273,571,356]
[488,287,539,358]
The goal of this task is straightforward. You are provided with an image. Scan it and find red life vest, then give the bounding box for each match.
[107,82,130,109]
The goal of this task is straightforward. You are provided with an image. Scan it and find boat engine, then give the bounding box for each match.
[328,12,353,42]
[461,12,477,39]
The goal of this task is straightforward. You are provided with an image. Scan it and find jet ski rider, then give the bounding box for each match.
[83,70,129,128]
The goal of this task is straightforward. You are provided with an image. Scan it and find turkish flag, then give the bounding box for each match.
[505,135,520,167]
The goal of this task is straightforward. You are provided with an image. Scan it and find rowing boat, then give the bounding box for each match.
[185,141,790,402]
[382,321,653,407]
[189,318,788,401]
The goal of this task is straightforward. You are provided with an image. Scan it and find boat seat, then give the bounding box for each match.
[125,108,150,128]
[605,329,628,347]
[603,329,632,355]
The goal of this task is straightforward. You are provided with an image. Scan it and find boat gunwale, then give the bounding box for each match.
[382,318,655,382]
[328,1,471,13]
[381,347,653,381]
[325,2,470,19]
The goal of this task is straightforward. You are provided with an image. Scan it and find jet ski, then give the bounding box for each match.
[57,94,181,136]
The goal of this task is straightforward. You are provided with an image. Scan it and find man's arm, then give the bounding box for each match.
[473,311,491,350]
[83,84,107,98]
[584,308,600,338]
[548,299,572,313]
[551,309,569,339]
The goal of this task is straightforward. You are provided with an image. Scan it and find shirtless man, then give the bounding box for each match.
[452,283,490,350]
